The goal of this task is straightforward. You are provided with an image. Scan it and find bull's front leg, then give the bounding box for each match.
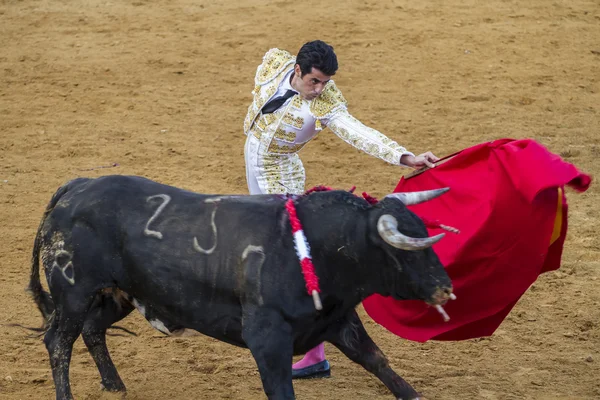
[327,310,421,400]
[242,308,295,400]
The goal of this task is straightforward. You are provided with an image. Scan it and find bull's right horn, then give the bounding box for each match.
[377,214,444,250]
[385,187,449,206]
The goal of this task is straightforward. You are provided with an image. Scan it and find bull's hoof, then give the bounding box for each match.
[100,381,127,393]
[292,360,331,379]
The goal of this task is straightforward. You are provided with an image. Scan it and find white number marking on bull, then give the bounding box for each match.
[144,194,171,239]
[50,241,75,285]
[53,250,75,285]
[242,245,264,261]
[193,206,218,255]
[242,245,266,305]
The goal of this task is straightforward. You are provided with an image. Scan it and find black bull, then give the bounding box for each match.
[28,175,453,400]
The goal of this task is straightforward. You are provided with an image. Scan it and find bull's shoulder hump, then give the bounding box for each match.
[91,175,197,195]
[60,176,205,206]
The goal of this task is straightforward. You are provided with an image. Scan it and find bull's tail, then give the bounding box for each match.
[27,179,88,330]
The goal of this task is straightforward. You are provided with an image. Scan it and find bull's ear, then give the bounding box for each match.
[384,188,449,206]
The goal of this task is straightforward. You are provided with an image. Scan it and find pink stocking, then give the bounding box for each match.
[292,343,326,369]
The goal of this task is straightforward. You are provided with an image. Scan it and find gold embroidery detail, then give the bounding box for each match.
[291,95,304,109]
[255,113,277,131]
[282,114,304,129]
[260,153,305,195]
[365,143,379,155]
[257,49,295,84]
[334,127,399,164]
[256,85,277,114]
[255,85,277,111]
[274,127,296,142]
[267,141,307,154]
[389,142,404,151]
[315,119,322,130]
[262,158,285,193]
[379,151,396,163]
[247,85,278,131]
[336,126,350,140]
[244,114,251,132]
[247,49,294,133]
[266,113,278,125]
[310,82,347,117]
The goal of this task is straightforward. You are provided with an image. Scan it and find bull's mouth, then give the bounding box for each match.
[425,288,456,322]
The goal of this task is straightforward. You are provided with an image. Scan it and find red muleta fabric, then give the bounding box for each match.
[362,138,591,342]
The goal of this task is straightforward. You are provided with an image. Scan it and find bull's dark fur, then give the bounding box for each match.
[28,181,74,327]
[29,175,451,400]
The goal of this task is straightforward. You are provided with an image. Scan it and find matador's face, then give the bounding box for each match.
[291,64,332,101]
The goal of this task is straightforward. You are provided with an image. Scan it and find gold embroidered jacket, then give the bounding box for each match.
[244,48,412,165]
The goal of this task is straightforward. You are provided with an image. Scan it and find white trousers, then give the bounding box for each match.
[244,133,306,195]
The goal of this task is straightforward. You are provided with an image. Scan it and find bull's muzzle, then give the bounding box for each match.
[427,286,455,306]
[427,287,456,322]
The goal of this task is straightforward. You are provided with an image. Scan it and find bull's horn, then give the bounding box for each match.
[385,187,450,206]
[377,214,445,250]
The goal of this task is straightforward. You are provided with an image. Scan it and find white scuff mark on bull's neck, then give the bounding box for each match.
[193,206,218,254]
[149,319,172,335]
[145,194,171,239]
[131,298,146,318]
[51,241,75,285]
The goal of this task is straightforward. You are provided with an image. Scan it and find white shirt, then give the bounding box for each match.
[267,69,297,111]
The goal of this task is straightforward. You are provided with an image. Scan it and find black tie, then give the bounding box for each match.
[261,89,297,114]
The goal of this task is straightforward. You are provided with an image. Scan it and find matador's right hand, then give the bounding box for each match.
[401,152,440,169]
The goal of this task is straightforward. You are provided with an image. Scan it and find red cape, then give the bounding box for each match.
[362,139,591,342]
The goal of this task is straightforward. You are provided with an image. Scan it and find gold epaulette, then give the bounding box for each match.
[309,81,348,118]
[255,48,295,85]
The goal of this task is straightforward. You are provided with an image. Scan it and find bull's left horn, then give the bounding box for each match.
[377,214,445,250]
[385,187,449,206]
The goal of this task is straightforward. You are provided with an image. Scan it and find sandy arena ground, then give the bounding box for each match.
[1,0,599,399]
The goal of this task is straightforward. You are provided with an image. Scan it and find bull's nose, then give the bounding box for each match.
[430,286,454,305]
